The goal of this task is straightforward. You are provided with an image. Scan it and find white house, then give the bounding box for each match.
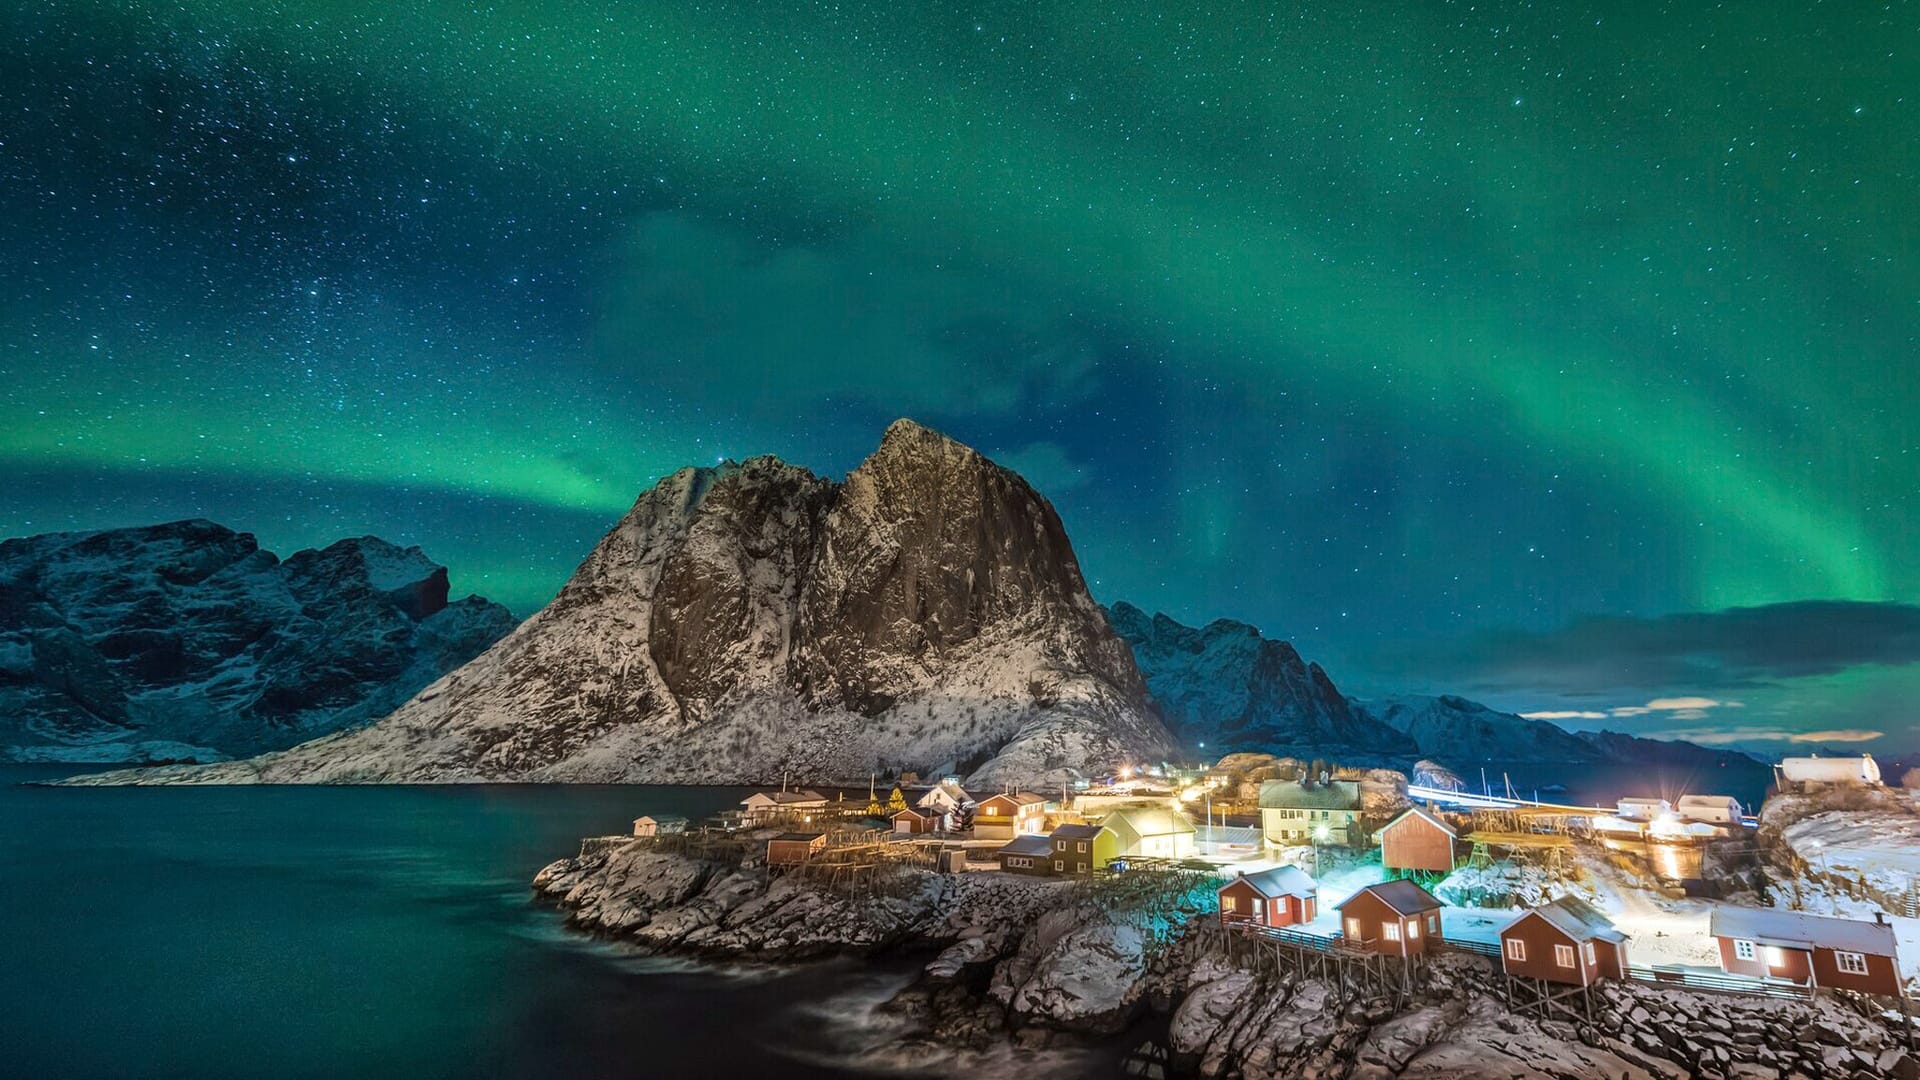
[1676,795,1743,825]
[1616,797,1673,822]
[741,790,830,821]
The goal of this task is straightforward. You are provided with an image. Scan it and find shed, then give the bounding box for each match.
[631,815,688,838]
[766,831,827,869]
[1675,795,1743,825]
[1709,907,1903,995]
[1336,880,1444,958]
[1377,806,1457,875]
[1219,866,1318,929]
[995,834,1055,876]
[1779,755,1881,787]
[892,807,935,835]
[1499,896,1630,985]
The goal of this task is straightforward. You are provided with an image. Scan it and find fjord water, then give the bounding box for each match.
[0,767,914,1079]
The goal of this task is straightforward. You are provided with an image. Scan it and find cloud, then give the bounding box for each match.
[1407,601,1920,696]
[1791,729,1885,744]
[594,213,1102,423]
[1641,725,1885,747]
[1524,697,1740,723]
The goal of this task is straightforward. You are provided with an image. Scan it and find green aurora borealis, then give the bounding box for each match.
[3,2,1916,746]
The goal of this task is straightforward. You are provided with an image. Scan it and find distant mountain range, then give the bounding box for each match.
[0,520,515,763]
[33,422,1751,784]
[1108,604,1756,771]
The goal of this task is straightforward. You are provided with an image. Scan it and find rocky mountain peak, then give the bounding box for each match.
[108,424,1172,787]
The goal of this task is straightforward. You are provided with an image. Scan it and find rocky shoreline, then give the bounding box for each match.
[535,841,1918,1079]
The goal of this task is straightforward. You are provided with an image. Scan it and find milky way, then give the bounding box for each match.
[3,2,1915,746]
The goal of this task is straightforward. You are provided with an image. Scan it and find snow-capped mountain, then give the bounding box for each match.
[0,520,515,763]
[90,421,1173,787]
[1109,603,1753,770]
[1352,694,1756,768]
[1106,602,1417,760]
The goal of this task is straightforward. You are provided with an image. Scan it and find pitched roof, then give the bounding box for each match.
[916,780,973,807]
[891,806,929,819]
[997,835,1054,857]
[1507,895,1627,944]
[1336,879,1442,916]
[1196,825,1263,846]
[1259,780,1362,811]
[1102,806,1196,846]
[1380,806,1456,839]
[771,832,824,842]
[746,789,828,805]
[1232,865,1318,899]
[1049,824,1103,841]
[1710,906,1900,956]
[981,790,1049,806]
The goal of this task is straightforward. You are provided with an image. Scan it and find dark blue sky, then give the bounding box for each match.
[3,1,1915,751]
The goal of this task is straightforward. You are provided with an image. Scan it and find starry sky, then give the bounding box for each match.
[3,2,1916,752]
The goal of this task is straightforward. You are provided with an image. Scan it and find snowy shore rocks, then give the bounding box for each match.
[0,520,514,763]
[88,420,1172,787]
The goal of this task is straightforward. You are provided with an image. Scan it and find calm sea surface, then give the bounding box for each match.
[0,766,984,1080]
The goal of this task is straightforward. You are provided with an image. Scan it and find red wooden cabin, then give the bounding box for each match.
[1219,866,1318,929]
[1500,895,1630,985]
[1377,806,1458,875]
[1336,880,1444,958]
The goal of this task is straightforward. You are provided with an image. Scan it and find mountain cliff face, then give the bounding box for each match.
[95,421,1172,786]
[0,520,515,763]
[1106,602,1416,760]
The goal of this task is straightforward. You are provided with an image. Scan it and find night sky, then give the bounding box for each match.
[4,3,1916,751]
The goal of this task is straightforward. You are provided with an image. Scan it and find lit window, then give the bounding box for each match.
[1733,939,1756,962]
[1554,945,1576,968]
[1583,942,1596,964]
[1222,896,1237,913]
[1835,951,1869,976]
[1346,918,1362,939]
[1407,919,1420,939]
[1383,923,1401,942]
[1506,939,1526,962]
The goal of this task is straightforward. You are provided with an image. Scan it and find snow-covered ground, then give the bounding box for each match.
[1780,806,1920,900]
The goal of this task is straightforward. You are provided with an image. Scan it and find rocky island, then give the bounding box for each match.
[534,824,1917,1079]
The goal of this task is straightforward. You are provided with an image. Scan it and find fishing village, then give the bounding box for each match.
[542,751,1920,1079]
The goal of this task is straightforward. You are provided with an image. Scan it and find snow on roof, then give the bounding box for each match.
[997,835,1054,857]
[1507,895,1627,944]
[1380,806,1456,839]
[1232,865,1317,899]
[1196,825,1262,846]
[1258,780,1362,811]
[1102,806,1196,842]
[745,789,828,805]
[1709,906,1899,956]
[982,790,1049,805]
[1337,879,1441,916]
[1676,794,1740,808]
